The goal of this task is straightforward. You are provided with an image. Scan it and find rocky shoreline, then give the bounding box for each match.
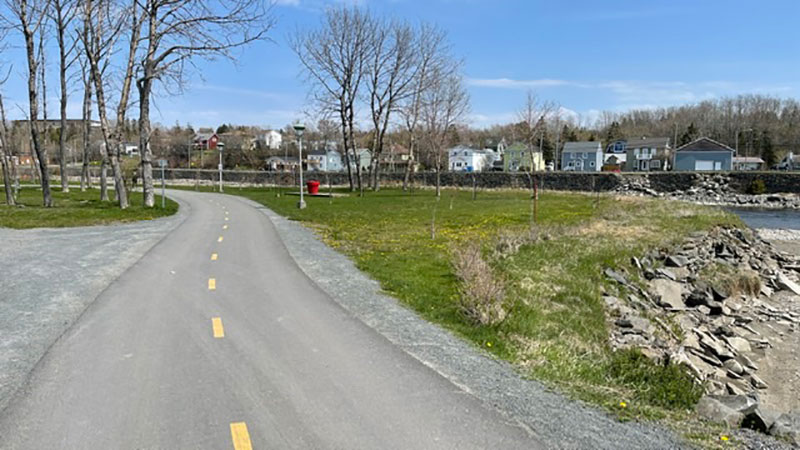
[615,174,800,210]
[603,227,800,445]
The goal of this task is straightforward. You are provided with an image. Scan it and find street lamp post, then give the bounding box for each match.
[293,122,306,209]
[217,142,225,192]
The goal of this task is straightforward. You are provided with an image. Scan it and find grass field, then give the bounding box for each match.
[0,187,178,229]
[210,186,741,424]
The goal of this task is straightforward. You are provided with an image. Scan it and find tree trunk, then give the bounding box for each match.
[339,107,354,191]
[21,0,52,207]
[57,5,69,193]
[0,95,15,205]
[80,74,92,191]
[139,75,155,207]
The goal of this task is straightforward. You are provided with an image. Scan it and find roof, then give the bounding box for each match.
[562,141,602,152]
[506,143,542,152]
[307,150,327,156]
[194,132,217,141]
[733,157,765,163]
[675,137,734,153]
[624,136,670,149]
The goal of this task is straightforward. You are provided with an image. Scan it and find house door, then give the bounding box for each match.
[639,160,649,171]
[714,161,722,171]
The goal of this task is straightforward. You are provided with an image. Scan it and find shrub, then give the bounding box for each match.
[747,178,766,195]
[452,242,507,326]
[608,349,704,410]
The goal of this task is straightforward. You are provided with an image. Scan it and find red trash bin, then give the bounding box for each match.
[307,180,320,195]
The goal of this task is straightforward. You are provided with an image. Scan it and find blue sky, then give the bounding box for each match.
[2,0,799,130]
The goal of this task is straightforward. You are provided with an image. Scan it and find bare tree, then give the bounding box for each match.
[365,19,418,191]
[2,0,54,206]
[50,0,77,192]
[79,60,92,191]
[291,6,374,192]
[0,92,15,205]
[399,24,447,192]
[137,0,274,207]
[419,60,469,197]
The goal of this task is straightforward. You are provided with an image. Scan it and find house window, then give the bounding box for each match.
[464,151,469,156]
[589,161,595,167]
[571,153,576,159]
[583,152,588,158]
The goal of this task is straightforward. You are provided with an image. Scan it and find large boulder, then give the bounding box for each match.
[769,411,800,445]
[696,396,744,427]
[776,272,800,296]
[650,279,684,310]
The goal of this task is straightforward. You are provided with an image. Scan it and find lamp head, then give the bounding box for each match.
[293,122,306,137]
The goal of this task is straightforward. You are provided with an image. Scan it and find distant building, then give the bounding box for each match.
[776,152,800,170]
[732,156,765,171]
[503,143,544,172]
[307,150,343,172]
[262,130,282,150]
[265,156,299,172]
[448,146,495,172]
[123,143,139,156]
[347,149,372,172]
[624,137,671,171]
[561,141,603,172]
[194,132,219,150]
[673,137,733,171]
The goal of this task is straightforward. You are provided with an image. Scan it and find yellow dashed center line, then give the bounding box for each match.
[218,236,224,242]
[223,225,228,230]
[211,253,218,261]
[230,422,252,450]
[212,317,224,338]
[225,217,229,221]
[208,278,216,290]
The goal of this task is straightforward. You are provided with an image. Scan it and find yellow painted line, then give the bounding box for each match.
[225,211,229,216]
[218,236,224,242]
[225,217,229,222]
[223,225,228,230]
[211,253,218,261]
[208,278,216,290]
[212,317,224,338]
[230,422,252,450]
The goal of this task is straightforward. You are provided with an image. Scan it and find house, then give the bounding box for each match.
[624,137,671,171]
[123,143,138,156]
[561,141,603,172]
[733,156,765,171]
[673,137,733,171]
[348,149,372,172]
[307,150,344,172]
[265,156,299,172]
[262,130,282,150]
[378,144,414,173]
[776,152,800,170]
[503,143,544,172]
[603,140,627,171]
[448,146,496,172]
[193,132,219,150]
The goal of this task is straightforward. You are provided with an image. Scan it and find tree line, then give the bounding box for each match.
[0,0,274,208]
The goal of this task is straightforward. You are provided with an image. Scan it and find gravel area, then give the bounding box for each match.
[0,200,188,412]
[239,196,690,450]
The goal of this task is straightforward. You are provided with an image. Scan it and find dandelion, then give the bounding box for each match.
[720,435,729,442]
[486,342,492,348]
[619,401,627,408]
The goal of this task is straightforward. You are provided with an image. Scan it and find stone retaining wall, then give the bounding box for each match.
[21,167,800,194]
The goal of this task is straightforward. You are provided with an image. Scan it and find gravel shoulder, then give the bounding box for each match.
[0,199,188,412]
[237,195,689,450]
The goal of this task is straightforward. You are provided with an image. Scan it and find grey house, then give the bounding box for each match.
[561,141,603,172]
[673,137,734,171]
[624,137,671,171]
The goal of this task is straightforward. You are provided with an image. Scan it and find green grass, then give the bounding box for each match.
[185,184,742,444]
[0,187,178,229]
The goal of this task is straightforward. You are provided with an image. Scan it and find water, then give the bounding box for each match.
[727,208,800,230]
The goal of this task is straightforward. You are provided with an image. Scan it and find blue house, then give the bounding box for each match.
[561,141,603,172]
[673,137,734,171]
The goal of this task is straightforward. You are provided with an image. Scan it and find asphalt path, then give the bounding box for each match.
[0,190,541,449]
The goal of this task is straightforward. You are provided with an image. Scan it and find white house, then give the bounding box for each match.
[262,130,282,150]
[448,146,495,172]
[307,150,344,172]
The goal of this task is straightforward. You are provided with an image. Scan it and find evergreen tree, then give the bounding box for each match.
[760,129,777,168]
[605,121,623,143]
[679,122,698,146]
[562,124,578,142]
[216,123,231,134]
